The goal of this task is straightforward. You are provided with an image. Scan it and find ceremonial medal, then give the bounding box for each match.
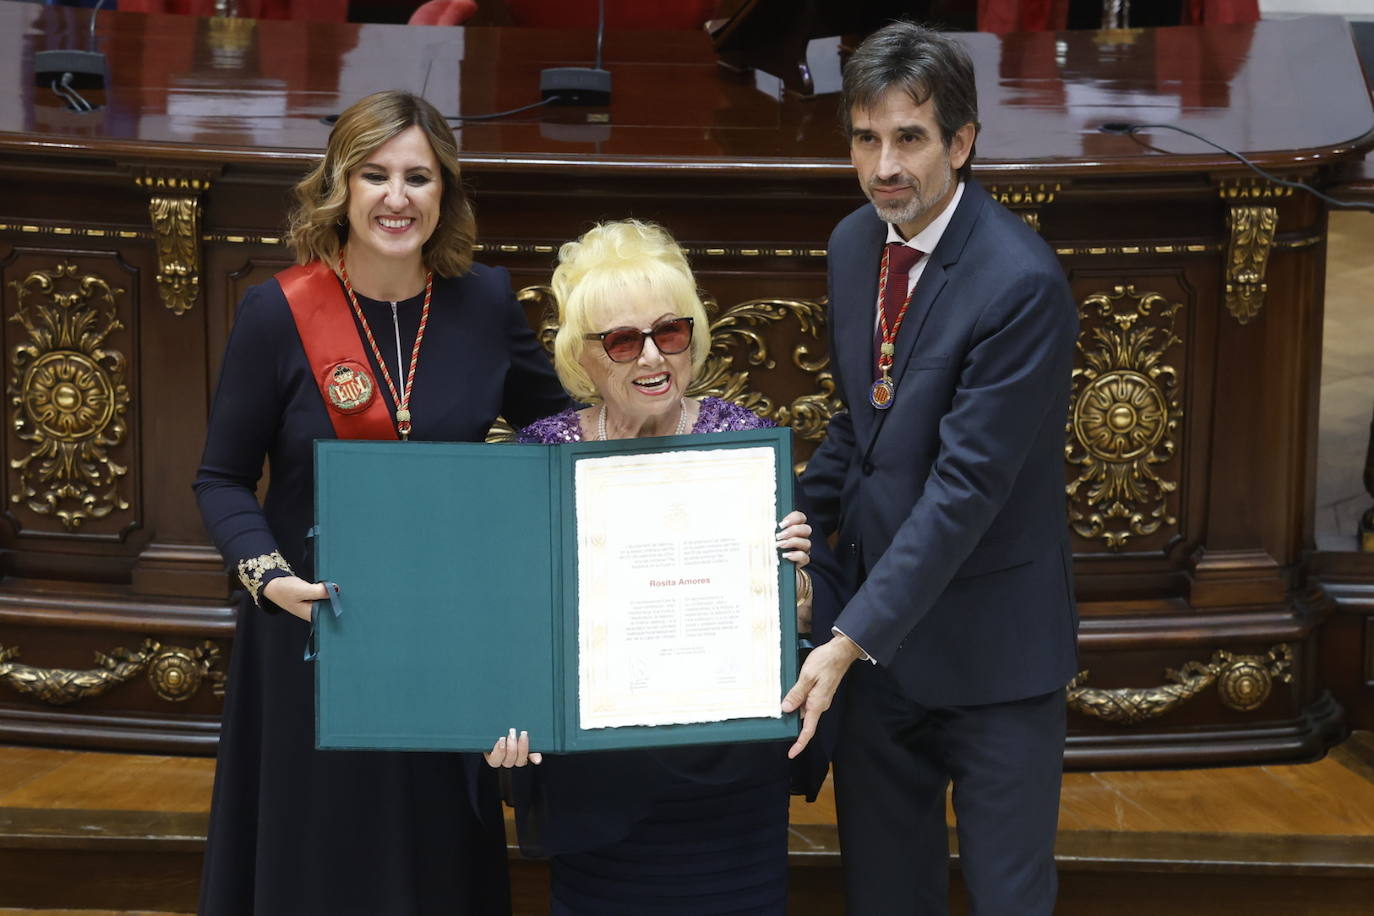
[339,257,433,441]
[872,244,922,412]
[323,360,376,414]
[869,377,895,409]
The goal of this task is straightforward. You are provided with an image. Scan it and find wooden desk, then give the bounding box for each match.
[2,3,1372,766]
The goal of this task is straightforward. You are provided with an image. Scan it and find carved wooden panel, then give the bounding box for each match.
[0,616,228,754]
[1063,270,1193,558]
[0,250,139,542]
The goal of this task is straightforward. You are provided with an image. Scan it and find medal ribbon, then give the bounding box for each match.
[279,260,397,441]
[875,242,924,382]
[339,256,433,440]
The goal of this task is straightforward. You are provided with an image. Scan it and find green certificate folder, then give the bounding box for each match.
[312,427,798,752]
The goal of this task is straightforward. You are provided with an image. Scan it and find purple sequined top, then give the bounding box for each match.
[518,396,770,443]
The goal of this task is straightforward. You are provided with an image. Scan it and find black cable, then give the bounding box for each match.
[595,0,605,71]
[1101,121,1374,210]
[446,96,561,122]
[320,97,559,128]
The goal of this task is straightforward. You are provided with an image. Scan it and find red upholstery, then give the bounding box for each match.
[977,0,1068,34]
[1183,0,1260,25]
[407,0,478,25]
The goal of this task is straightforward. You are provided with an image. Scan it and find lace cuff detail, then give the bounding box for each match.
[237,550,293,608]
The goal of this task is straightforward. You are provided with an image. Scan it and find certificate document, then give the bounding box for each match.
[314,430,795,752]
[575,445,782,728]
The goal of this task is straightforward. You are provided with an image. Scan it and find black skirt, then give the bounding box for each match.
[548,767,790,916]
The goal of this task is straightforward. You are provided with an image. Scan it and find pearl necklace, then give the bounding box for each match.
[597,398,690,441]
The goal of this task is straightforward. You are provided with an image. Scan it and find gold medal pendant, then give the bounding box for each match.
[870,376,895,410]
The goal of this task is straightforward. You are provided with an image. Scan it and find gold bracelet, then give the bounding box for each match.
[237,550,293,608]
[796,568,813,605]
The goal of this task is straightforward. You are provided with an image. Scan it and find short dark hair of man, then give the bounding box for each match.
[840,22,981,181]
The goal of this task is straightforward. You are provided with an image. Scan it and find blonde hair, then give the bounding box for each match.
[551,220,711,404]
[286,91,476,277]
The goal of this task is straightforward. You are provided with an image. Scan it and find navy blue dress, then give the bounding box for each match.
[516,399,843,916]
[194,263,569,916]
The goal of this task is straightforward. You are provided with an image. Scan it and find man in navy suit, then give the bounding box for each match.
[781,22,1079,915]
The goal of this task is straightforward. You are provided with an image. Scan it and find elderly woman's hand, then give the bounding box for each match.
[262,576,330,623]
[778,511,814,633]
[776,511,812,569]
[484,728,543,768]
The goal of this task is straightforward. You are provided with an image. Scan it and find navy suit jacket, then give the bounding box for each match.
[801,180,1079,707]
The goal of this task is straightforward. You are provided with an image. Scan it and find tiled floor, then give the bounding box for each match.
[1316,210,1374,551]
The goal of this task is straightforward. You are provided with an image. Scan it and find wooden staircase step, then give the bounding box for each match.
[0,807,204,852]
[5,738,1374,913]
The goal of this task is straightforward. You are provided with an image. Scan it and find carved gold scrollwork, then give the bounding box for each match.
[517,284,559,357]
[1067,644,1293,724]
[987,183,1060,233]
[0,643,149,705]
[1224,205,1277,324]
[1065,284,1182,550]
[690,294,842,440]
[485,417,518,443]
[1219,180,1295,203]
[8,262,132,530]
[148,196,201,315]
[0,638,223,706]
[132,170,214,316]
[478,243,825,260]
[1218,180,1290,325]
[145,640,222,702]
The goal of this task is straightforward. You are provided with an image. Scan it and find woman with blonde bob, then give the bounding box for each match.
[488,220,843,915]
[194,90,568,915]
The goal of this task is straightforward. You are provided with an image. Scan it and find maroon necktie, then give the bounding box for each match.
[875,242,925,377]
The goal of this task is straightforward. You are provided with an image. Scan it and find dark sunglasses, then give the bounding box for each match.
[584,316,694,363]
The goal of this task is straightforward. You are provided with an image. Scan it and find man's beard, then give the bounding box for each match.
[869,167,953,228]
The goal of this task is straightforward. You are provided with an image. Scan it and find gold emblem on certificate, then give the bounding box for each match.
[323,360,376,414]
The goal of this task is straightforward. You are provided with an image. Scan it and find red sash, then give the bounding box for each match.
[278,261,398,441]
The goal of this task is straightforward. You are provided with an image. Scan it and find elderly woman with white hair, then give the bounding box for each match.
[487,219,844,916]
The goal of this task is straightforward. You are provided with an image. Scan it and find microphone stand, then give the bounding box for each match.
[539,0,611,106]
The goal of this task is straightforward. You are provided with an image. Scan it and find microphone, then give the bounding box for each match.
[539,0,612,106]
[35,0,109,111]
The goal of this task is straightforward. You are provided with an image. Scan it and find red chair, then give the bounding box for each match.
[407,0,479,25]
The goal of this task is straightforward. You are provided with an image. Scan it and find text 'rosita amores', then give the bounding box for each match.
[648,577,712,587]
